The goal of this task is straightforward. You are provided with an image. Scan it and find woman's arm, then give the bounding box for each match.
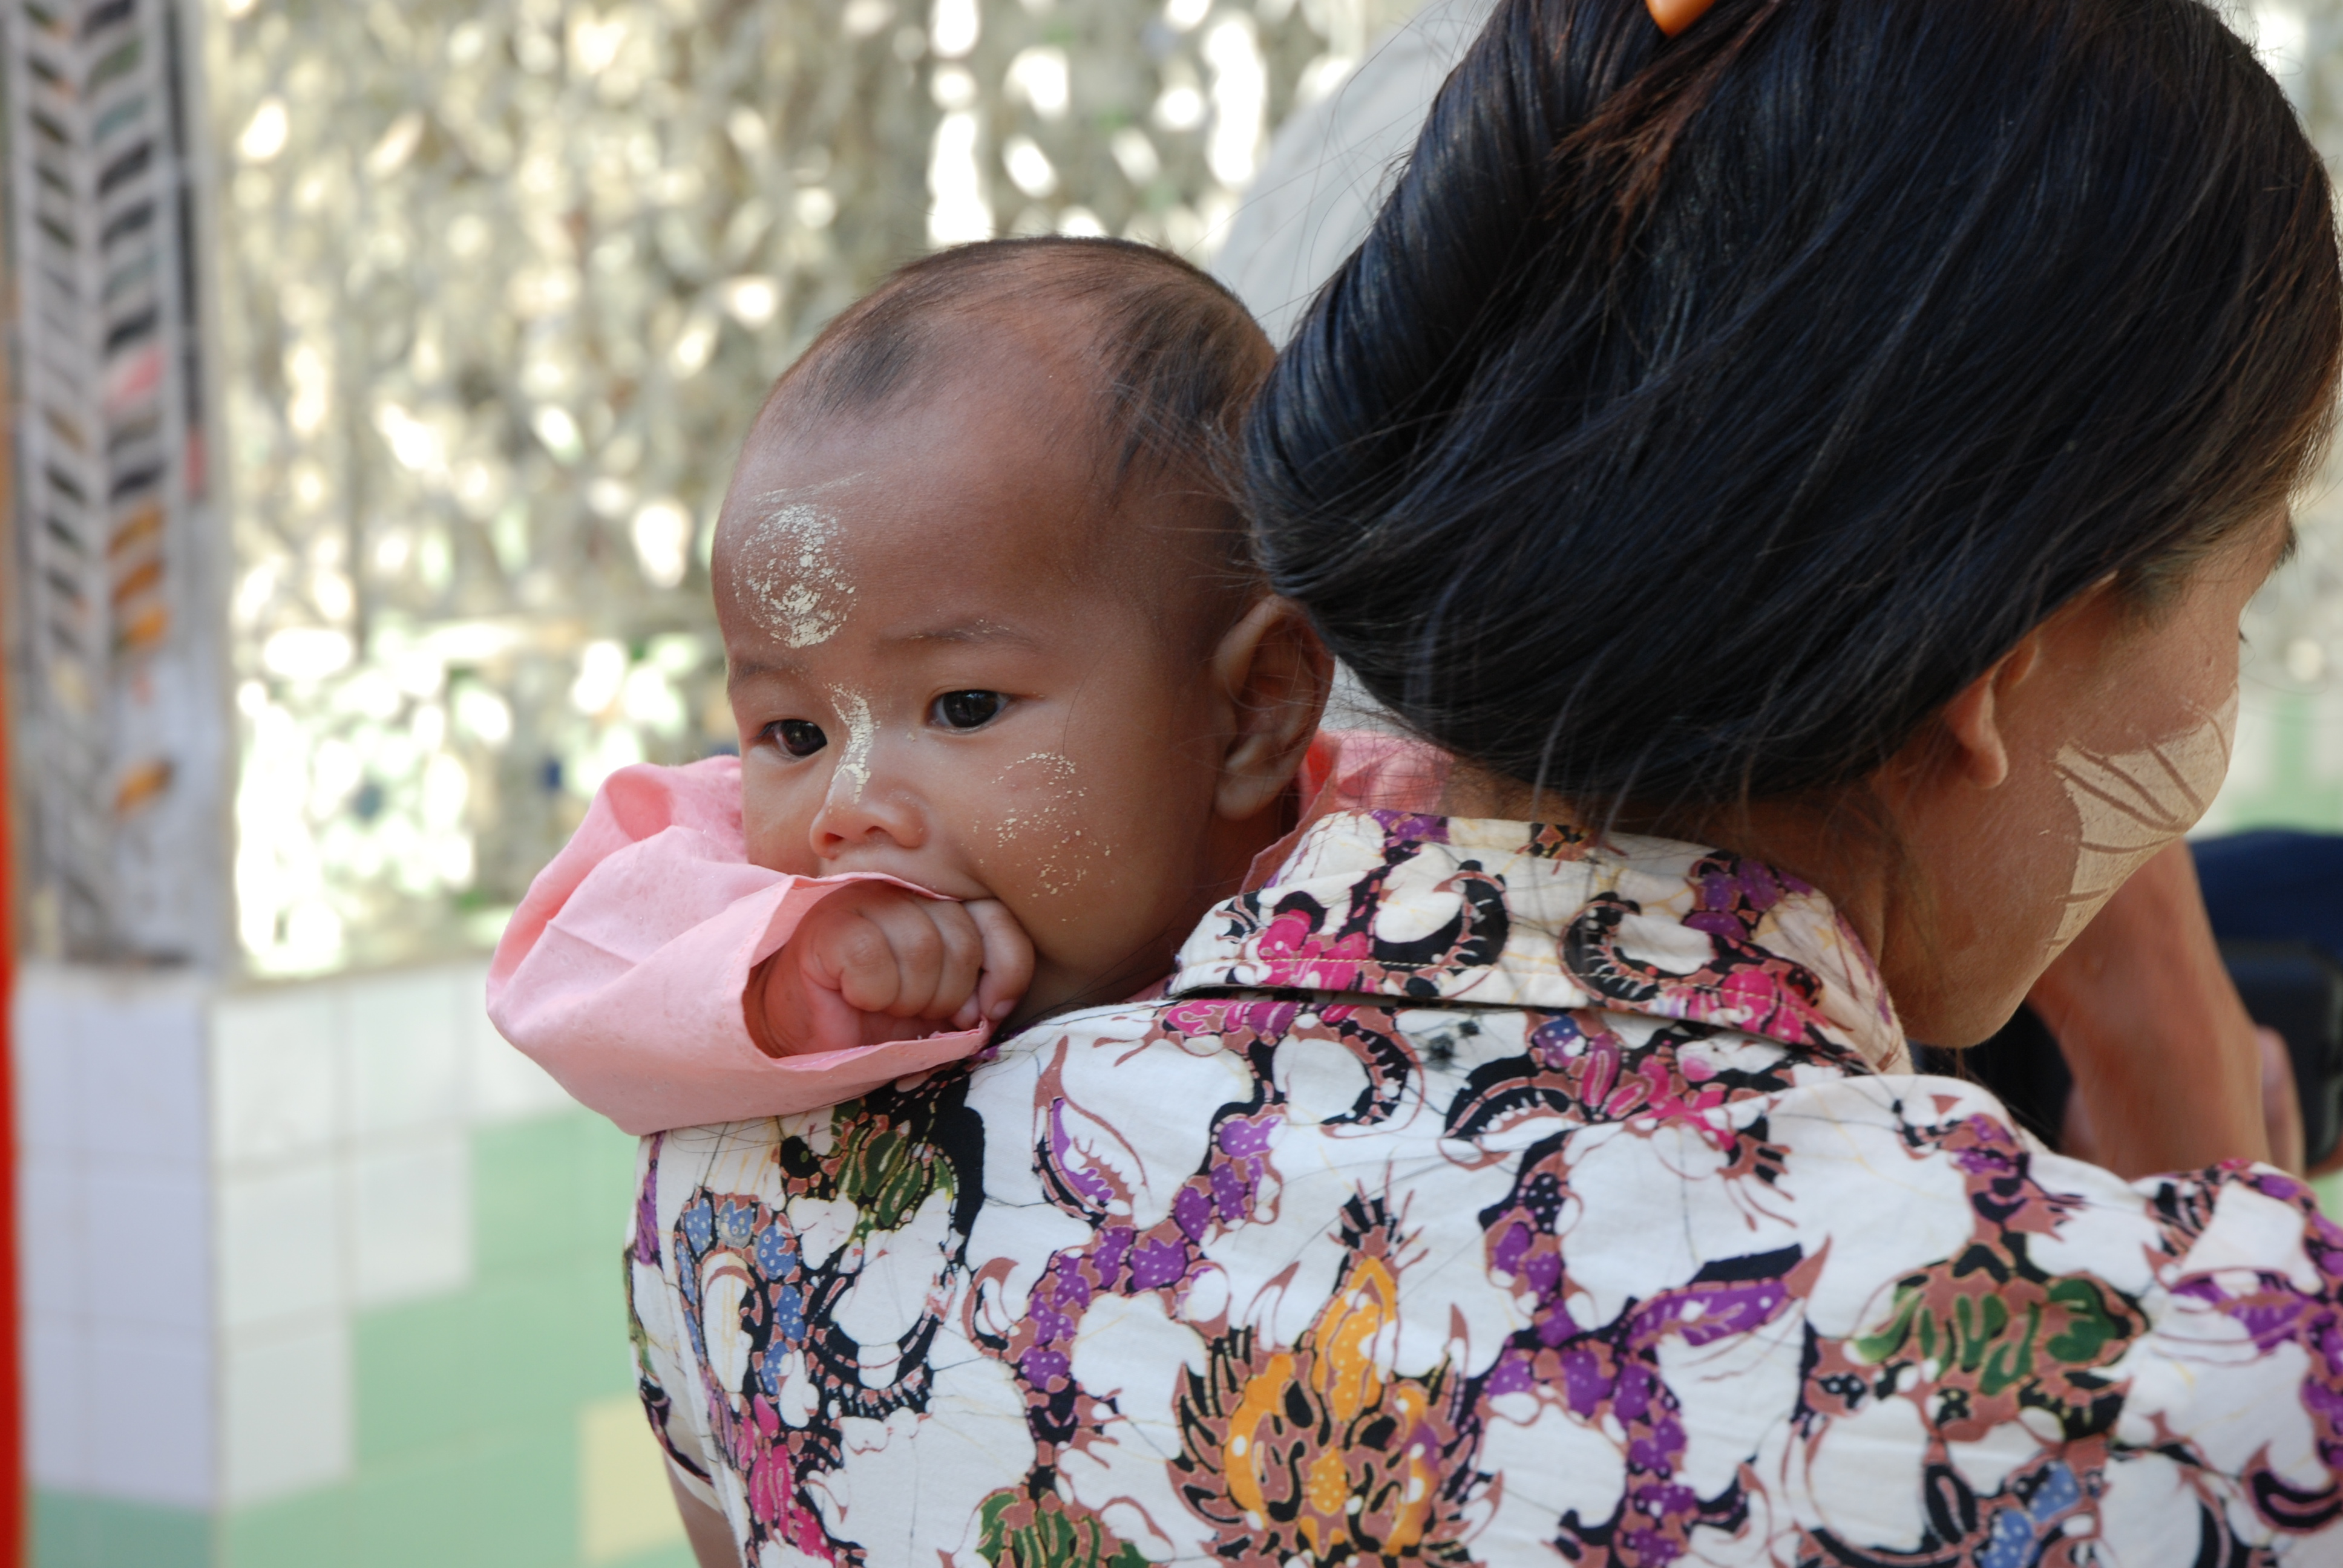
[2025,839,2289,1177]
[667,1463,739,1568]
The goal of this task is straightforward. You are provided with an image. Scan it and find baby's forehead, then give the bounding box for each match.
[723,390,1092,544]
[712,247,1265,645]
[712,423,1236,664]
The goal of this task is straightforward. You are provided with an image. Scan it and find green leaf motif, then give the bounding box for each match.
[977,1489,1148,1568]
[2041,1276,2127,1365]
[831,1111,953,1239]
[1853,1265,2138,1396]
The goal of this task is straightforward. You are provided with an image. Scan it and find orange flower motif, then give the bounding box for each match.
[1178,1241,1478,1564]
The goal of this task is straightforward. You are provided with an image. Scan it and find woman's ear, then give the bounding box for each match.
[1938,632,2043,791]
[1210,596,1334,822]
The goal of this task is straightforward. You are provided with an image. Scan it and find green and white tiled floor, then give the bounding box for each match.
[211,1112,685,1568]
[17,962,693,1568]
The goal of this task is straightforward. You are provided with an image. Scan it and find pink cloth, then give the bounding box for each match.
[487,730,1444,1134]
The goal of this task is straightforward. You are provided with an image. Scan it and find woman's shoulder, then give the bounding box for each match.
[627,797,2343,1564]
[629,1004,2343,1563]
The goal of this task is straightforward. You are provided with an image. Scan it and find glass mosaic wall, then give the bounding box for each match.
[2203,2,2343,834]
[205,0,1412,978]
[21,0,2343,978]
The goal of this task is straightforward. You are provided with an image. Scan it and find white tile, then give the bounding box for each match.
[212,984,343,1166]
[18,1153,87,1323]
[461,967,580,1126]
[218,1160,342,1329]
[221,1315,351,1506]
[85,1322,214,1508]
[468,1039,577,1125]
[13,973,79,1155]
[75,973,209,1165]
[23,1319,91,1492]
[84,1163,212,1333]
[346,969,464,1137]
[350,1132,470,1307]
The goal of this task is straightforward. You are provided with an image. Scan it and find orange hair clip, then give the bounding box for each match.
[1647,0,1717,35]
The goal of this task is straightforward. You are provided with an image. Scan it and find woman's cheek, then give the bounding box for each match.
[2045,684,2236,948]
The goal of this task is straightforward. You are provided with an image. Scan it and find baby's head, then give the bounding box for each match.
[712,238,1328,1020]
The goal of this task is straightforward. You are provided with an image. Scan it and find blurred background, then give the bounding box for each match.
[4,0,2342,1564]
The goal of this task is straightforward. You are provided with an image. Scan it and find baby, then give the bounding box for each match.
[490,237,1438,1132]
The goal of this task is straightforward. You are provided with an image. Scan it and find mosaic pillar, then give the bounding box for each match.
[6,0,226,965]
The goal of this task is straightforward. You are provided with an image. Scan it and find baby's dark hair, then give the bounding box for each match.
[1247,0,2341,814]
[760,237,1271,496]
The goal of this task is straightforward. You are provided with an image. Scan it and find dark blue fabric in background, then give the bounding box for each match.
[2192,829,2343,962]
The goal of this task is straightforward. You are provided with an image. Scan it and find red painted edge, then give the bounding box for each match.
[0,696,20,1568]
[1,282,25,1568]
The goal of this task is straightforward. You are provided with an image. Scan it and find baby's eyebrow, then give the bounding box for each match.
[726,656,804,685]
[885,621,1042,649]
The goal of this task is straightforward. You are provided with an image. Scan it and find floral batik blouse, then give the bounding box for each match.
[626,809,2343,1566]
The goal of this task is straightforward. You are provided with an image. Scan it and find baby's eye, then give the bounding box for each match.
[931,690,1006,731]
[768,719,827,757]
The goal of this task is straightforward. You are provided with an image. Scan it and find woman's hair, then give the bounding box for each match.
[1245,0,2342,811]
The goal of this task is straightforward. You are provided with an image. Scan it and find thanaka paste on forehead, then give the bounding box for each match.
[2048,685,2237,945]
[740,476,861,648]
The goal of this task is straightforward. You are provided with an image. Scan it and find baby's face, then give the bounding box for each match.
[713,351,1260,1022]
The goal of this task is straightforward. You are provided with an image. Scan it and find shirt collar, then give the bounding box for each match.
[1177,808,1909,1072]
[1239,729,1451,894]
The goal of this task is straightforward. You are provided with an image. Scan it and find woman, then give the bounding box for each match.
[633,0,2343,1559]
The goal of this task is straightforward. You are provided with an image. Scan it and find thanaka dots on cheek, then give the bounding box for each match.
[995,751,1089,901]
[742,486,857,648]
[2048,685,2238,945]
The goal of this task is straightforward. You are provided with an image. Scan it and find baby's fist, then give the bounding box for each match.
[750,884,1034,1058]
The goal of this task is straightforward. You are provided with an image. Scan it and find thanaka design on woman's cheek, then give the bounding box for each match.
[2051,688,2236,944]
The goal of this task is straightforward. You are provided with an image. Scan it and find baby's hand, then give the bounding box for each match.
[750,884,1034,1058]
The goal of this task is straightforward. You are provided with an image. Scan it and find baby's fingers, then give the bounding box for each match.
[837,900,943,1017]
[833,898,986,1021]
[822,909,910,1016]
[962,899,1035,1027]
[921,901,988,1024]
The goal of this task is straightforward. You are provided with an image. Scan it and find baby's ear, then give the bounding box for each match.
[1211,596,1334,822]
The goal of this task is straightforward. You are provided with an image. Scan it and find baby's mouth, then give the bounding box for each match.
[819,849,989,904]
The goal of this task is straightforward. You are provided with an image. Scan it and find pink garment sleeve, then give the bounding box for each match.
[485,756,988,1135]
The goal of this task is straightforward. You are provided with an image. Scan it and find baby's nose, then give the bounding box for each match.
[808,750,926,855]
